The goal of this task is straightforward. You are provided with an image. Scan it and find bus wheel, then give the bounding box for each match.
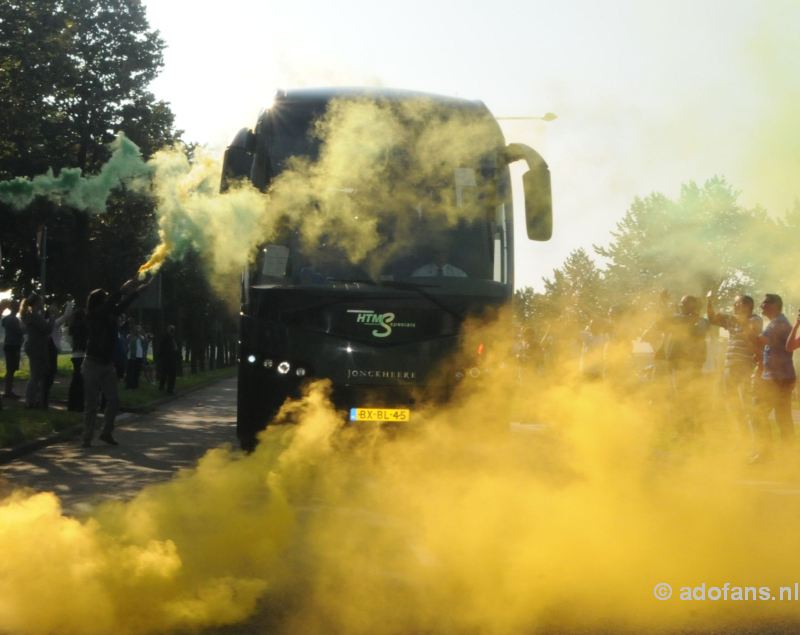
[239,435,258,453]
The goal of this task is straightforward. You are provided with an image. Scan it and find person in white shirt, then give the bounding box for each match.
[125,323,146,389]
[43,299,74,408]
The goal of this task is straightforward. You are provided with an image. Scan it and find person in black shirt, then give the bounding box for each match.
[81,274,152,447]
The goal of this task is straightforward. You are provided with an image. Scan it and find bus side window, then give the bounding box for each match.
[259,245,290,281]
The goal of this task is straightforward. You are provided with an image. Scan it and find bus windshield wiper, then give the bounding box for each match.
[378,280,439,290]
[327,277,377,285]
[328,278,439,289]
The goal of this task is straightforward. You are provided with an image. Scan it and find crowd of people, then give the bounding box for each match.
[1,272,181,447]
[5,274,800,459]
[644,292,796,460]
[517,290,800,463]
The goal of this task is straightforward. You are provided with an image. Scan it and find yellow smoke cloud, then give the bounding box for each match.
[4,311,800,634]
[137,241,171,275]
[275,97,499,272]
[0,442,295,634]
[5,84,800,635]
[138,96,501,291]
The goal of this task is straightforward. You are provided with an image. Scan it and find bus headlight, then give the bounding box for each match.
[277,361,291,375]
[263,358,274,368]
[295,367,306,377]
[468,367,481,378]
[247,355,257,364]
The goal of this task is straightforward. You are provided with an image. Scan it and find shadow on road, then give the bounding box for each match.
[0,378,238,516]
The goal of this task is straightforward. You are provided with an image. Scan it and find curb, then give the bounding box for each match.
[121,373,232,413]
[0,423,84,464]
[0,373,235,464]
[0,413,139,466]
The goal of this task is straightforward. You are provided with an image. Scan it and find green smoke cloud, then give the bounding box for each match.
[0,133,149,213]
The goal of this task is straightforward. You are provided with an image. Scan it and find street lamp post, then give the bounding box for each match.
[496,113,558,122]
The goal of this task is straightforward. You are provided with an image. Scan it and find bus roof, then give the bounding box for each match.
[272,87,489,113]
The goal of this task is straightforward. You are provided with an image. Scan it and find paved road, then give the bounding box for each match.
[0,377,238,516]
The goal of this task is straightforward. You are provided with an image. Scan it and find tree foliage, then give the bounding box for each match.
[514,247,605,362]
[0,0,177,176]
[541,248,605,326]
[0,0,180,297]
[518,177,800,337]
[595,178,756,305]
[0,0,237,362]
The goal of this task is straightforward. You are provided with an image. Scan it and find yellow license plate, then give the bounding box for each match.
[349,408,411,422]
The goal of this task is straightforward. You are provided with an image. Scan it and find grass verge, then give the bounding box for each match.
[0,364,236,449]
[0,408,82,448]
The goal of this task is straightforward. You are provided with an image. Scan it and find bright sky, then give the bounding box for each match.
[143,0,800,290]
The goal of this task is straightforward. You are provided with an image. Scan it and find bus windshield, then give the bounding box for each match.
[252,212,508,290]
[253,95,512,291]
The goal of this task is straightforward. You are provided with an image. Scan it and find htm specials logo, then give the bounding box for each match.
[347,309,416,338]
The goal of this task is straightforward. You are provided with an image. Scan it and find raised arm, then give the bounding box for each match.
[116,272,155,314]
[120,272,153,296]
[53,299,75,329]
[705,290,730,329]
[706,290,716,322]
[786,311,800,352]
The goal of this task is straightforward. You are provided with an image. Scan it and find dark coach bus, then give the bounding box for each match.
[222,88,552,450]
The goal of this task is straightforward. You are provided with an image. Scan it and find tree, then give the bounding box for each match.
[157,250,238,374]
[513,248,606,366]
[0,2,71,179]
[539,248,605,328]
[595,177,768,309]
[0,0,180,298]
[734,200,800,304]
[0,0,177,175]
[517,177,799,361]
[0,1,238,372]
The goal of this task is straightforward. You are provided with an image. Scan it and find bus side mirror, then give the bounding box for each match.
[220,128,255,192]
[505,143,552,241]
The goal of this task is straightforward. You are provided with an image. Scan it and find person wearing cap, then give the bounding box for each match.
[750,293,795,461]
